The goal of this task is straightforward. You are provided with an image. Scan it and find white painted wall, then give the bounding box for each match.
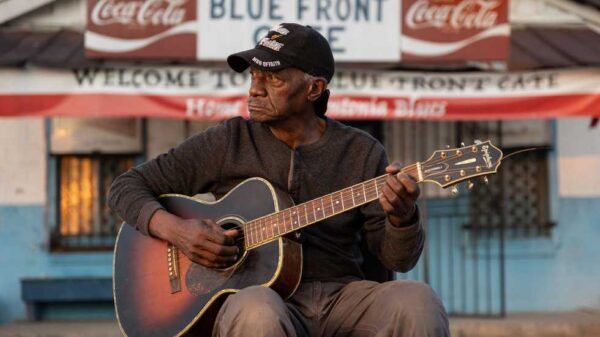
[557,118,600,197]
[147,119,187,160]
[0,118,47,205]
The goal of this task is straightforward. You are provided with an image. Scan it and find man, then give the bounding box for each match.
[109,23,449,337]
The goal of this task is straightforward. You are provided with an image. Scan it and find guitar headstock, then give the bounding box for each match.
[420,140,503,189]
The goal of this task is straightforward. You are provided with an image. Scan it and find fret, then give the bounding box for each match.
[246,223,252,247]
[251,220,257,244]
[290,207,298,230]
[361,183,367,203]
[288,209,293,229]
[324,195,333,216]
[290,208,298,229]
[252,221,258,246]
[352,184,365,205]
[319,197,325,219]
[365,180,377,201]
[303,204,309,225]
[295,206,303,228]
[273,215,280,236]
[351,185,356,205]
[268,217,274,239]
[340,190,345,209]
[281,209,287,233]
[309,200,316,223]
[332,192,343,214]
[342,188,353,209]
[245,226,251,247]
[374,179,379,197]
[264,218,270,241]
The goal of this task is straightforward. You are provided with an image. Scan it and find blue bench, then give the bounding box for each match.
[21,277,113,320]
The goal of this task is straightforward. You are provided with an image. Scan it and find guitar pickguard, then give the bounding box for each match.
[186,263,234,296]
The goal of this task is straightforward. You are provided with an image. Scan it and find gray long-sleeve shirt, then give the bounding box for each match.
[108,117,424,281]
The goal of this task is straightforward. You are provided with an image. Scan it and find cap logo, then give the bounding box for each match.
[258,37,284,52]
[270,24,290,35]
[252,57,281,68]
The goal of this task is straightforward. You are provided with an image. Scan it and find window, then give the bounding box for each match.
[51,155,135,250]
[48,117,143,251]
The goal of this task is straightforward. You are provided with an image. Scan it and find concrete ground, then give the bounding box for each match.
[0,310,599,337]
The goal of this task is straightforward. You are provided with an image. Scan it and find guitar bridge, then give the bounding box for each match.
[167,244,181,294]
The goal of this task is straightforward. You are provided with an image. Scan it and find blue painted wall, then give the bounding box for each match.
[0,205,112,324]
[399,195,600,315]
[505,197,600,311]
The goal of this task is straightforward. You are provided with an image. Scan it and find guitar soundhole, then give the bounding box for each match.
[221,222,246,264]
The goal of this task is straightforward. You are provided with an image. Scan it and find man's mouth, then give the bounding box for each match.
[248,104,269,112]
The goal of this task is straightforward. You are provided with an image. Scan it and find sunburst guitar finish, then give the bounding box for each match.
[113,178,302,337]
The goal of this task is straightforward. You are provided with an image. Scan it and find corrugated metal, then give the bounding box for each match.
[0,27,599,70]
[510,27,600,70]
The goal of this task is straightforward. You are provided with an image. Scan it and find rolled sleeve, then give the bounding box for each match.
[135,201,165,236]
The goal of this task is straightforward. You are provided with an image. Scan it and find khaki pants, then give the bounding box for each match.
[213,280,450,337]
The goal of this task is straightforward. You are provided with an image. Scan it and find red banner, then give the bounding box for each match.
[1,67,598,120]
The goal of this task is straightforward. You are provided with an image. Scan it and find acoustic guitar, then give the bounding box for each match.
[113,141,503,337]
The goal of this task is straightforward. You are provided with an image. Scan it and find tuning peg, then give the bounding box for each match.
[451,185,459,196]
[446,144,451,149]
[482,176,488,184]
[474,139,482,144]
[467,180,474,190]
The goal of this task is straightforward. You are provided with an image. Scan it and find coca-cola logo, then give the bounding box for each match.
[90,0,188,26]
[406,0,500,30]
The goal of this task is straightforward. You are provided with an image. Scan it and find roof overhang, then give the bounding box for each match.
[0,0,57,25]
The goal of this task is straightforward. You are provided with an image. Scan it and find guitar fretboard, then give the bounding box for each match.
[244,164,419,249]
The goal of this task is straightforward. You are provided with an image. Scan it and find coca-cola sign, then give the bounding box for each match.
[86,0,196,59]
[90,0,188,26]
[85,0,508,62]
[405,0,501,30]
[401,0,509,61]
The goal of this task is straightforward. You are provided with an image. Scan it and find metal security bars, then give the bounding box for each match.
[384,120,506,317]
[384,119,552,316]
[52,155,134,251]
[384,121,552,317]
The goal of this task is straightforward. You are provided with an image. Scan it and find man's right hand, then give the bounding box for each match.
[148,209,239,269]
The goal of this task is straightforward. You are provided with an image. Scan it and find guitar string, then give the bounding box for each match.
[232,154,475,245]
[230,175,390,245]
[225,149,490,246]
[231,171,406,245]
[238,151,471,242]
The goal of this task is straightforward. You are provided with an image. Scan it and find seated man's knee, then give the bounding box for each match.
[382,281,449,334]
[381,281,446,317]
[217,286,289,330]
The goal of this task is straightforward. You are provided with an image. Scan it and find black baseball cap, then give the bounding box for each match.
[227,23,335,83]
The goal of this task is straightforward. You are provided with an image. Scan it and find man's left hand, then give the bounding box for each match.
[379,162,420,227]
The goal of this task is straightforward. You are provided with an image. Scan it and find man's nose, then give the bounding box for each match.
[249,78,267,97]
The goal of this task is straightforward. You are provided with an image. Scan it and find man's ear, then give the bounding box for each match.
[307,78,327,102]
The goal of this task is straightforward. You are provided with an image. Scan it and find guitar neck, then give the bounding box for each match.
[244,163,421,249]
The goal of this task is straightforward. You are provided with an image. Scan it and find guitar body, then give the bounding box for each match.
[113,178,302,337]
